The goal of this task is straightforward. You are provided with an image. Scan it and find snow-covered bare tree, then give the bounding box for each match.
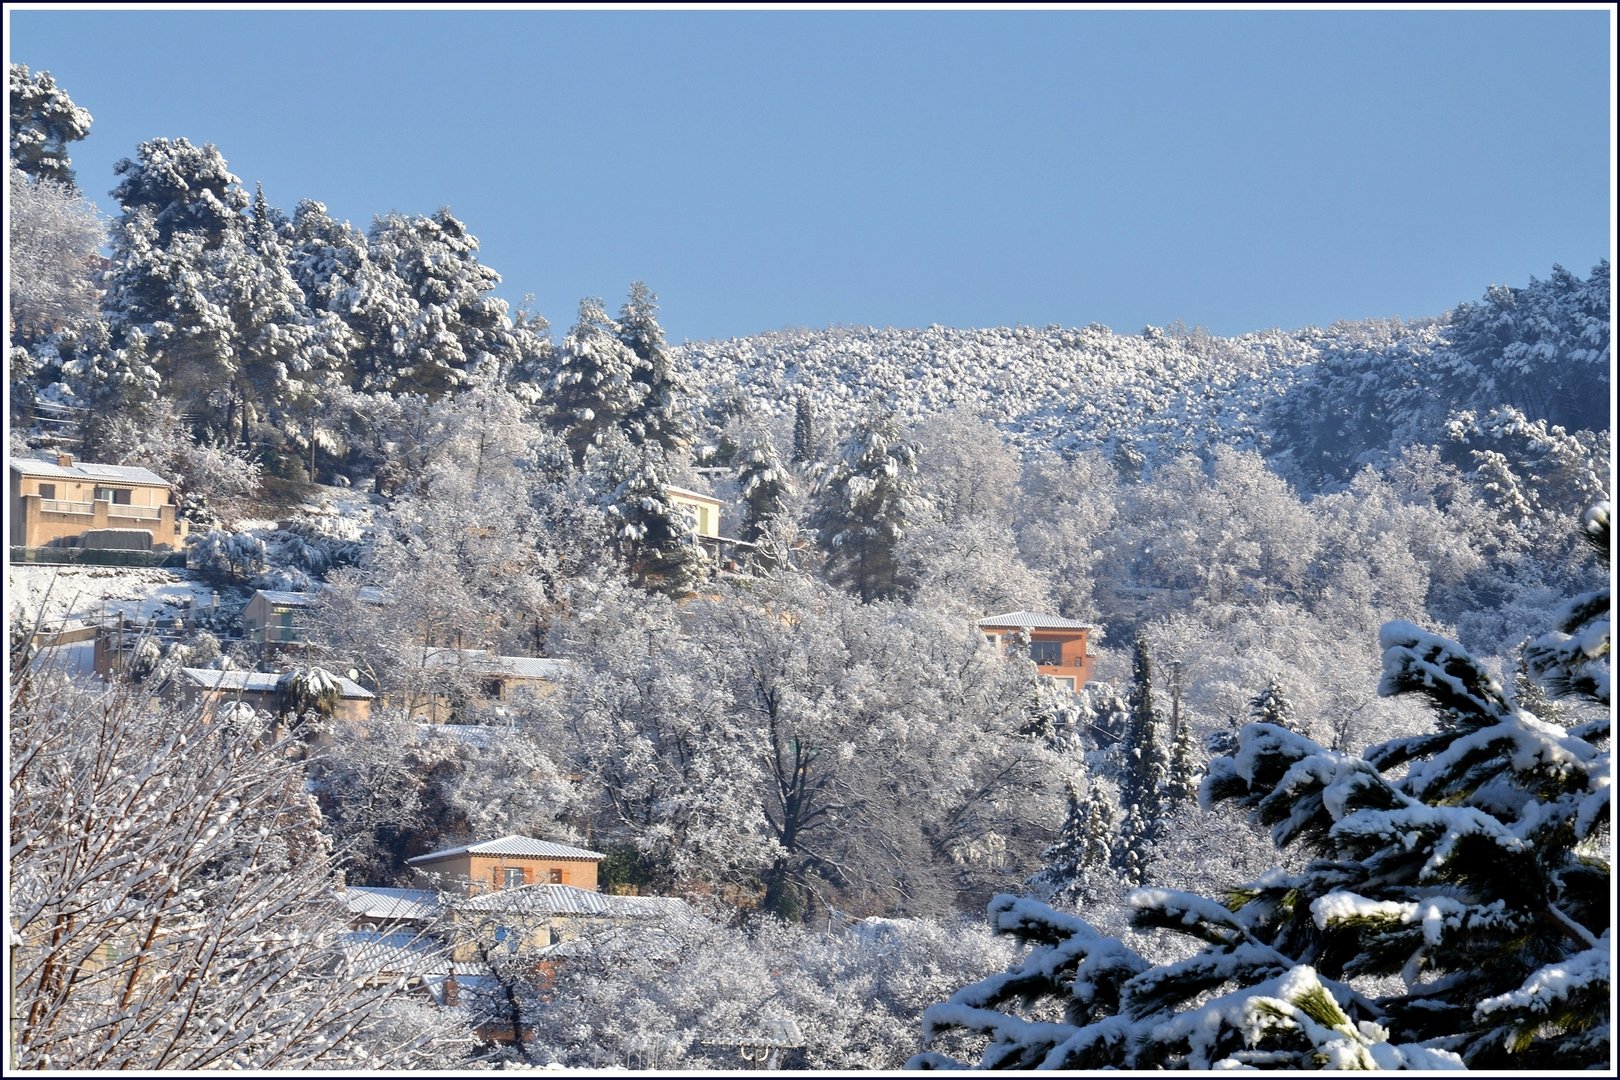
[8,164,104,346]
[10,667,451,1068]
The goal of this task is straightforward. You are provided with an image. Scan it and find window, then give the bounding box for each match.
[548,869,564,884]
[502,867,525,888]
[1029,641,1064,666]
[38,483,56,500]
[94,486,132,505]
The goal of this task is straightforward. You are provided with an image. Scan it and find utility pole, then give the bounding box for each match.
[1170,660,1183,744]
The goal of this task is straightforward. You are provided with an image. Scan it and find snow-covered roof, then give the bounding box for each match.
[453,884,695,922]
[415,722,499,748]
[254,589,320,607]
[10,458,172,487]
[420,648,572,681]
[664,484,722,505]
[340,886,440,922]
[338,930,451,975]
[977,610,1094,630]
[407,834,605,864]
[177,667,374,700]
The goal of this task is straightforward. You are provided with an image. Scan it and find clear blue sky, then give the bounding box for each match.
[7,6,1613,344]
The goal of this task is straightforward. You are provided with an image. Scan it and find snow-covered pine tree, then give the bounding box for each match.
[550,297,644,467]
[1249,675,1304,734]
[217,184,315,450]
[9,63,93,188]
[734,417,794,546]
[617,281,691,455]
[1523,500,1610,703]
[363,208,520,396]
[603,442,710,597]
[791,390,820,466]
[808,410,928,602]
[912,510,1611,1070]
[1112,634,1169,881]
[1164,715,1202,807]
[1029,773,1119,908]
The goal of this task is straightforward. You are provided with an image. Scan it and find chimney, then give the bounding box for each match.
[442,968,460,1007]
[56,452,74,468]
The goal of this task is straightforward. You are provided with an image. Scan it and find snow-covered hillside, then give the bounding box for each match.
[678,262,1608,490]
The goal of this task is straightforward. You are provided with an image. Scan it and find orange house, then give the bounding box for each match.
[977,610,1096,692]
[406,835,604,895]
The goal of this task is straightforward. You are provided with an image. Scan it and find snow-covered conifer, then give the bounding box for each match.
[9,64,92,187]
[618,281,691,454]
[809,410,929,602]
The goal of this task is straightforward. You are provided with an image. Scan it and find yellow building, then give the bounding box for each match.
[10,454,187,550]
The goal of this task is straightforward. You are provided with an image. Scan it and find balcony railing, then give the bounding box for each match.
[40,499,95,515]
[106,504,161,521]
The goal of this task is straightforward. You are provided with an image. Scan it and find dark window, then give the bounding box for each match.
[38,483,56,500]
[94,486,132,505]
[548,868,564,884]
[1030,641,1064,666]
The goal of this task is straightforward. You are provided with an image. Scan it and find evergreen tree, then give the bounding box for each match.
[1113,634,1169,884]
[617,281,690,454]
[808,411,928,602]
[363,208,521,396]
[9,64,92,188]
[110,137,249,247]
[550,297,643,467]
[791,390,820,466]
[1249,675,1304,734]
[600,441,709,597]
[1523,500,1611,703]
[220,185,315,450]
[1164,716,1202,806]
[734,417,794,545]
[1029,773,1119,907]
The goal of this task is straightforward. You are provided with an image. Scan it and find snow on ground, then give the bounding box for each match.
[8,564,241,629]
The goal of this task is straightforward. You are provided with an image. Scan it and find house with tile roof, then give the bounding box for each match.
[175,666,375,723]
[977,610,1097,692]
[407,834,605,895]
[9,452,187,550]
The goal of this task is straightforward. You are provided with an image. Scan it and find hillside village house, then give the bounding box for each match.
[340,839,698,1042]
[242,588,320,645]
[10,454,187,550]
[666,485,722,543]
[391,647,572,722]
[407,834,604,894]
[175,666,375,723]
[977,610,1097,692]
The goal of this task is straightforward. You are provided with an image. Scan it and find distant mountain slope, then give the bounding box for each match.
[678,262,1609,491]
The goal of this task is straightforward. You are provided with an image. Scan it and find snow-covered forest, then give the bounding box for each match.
[7,63,1612,1070]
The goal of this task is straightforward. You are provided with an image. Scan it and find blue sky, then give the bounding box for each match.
[7,6,1613,344]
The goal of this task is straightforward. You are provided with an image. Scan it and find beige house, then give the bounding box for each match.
[242,589,320,645]
[666,485,722,541]
[176,666,374,723]
[978,611,1097,692]
[391,648,572,722]
[407,834,604,895]
[10,454,187,550]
